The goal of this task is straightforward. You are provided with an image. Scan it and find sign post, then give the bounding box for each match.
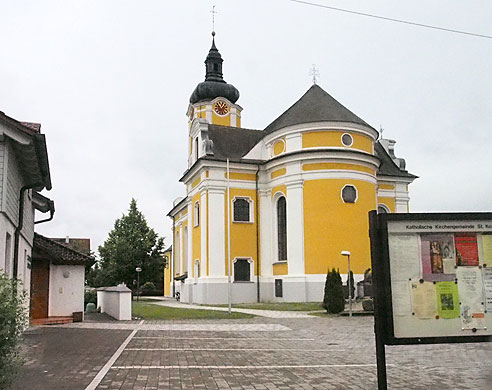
[369,211,492,389]
[341,251,352,317]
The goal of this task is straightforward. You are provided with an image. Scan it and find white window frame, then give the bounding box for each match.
[232,257,254,283]
[194,137,199,162]
[194,201,200,227]
[341,184,358,204]
[341,133,354,147]
[377,204,390,213]
[232,196,254,223]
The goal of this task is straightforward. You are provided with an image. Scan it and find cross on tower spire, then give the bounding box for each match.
[309,64,320,85]
[210,5,218,35]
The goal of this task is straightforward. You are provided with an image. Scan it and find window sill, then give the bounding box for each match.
[272,261,287,265]
[233,281,254,283]
[232,220,254,224]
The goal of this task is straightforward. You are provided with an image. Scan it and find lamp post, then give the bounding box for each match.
[341,251,352,317]
[135,267,142,302]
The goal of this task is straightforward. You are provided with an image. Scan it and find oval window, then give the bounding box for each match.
[341,133,353,147]
[342,185,357,203]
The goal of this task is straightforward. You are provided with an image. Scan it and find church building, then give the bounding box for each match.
[167,34,416,304]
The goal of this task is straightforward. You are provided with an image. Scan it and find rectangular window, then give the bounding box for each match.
[234,259,251,282]
[4,233,12,277]
[233,198,251,222]
[194,137,199,161]
[194,202,200,227]
[275,279,283,298]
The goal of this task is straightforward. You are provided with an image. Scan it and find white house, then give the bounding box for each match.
[0,111,53,295]
[31,233,93,323]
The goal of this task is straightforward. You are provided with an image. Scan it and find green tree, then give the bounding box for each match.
[323,268,345,314]
[0,273,27,389]
[96,199,165,289]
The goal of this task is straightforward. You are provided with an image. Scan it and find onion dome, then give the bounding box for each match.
[190,33,240,104]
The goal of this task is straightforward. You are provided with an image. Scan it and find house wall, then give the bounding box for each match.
[2,141,35,243]
[17,234,32,294]
[0,213,15,277]
[48,265,85,317]
[0,142,4,210]
[0,209,32,289]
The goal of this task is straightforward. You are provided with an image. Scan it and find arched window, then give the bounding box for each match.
[277,196,287,261]
[378,205,389,214]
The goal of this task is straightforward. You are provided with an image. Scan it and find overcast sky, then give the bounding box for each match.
[1,1,491,254]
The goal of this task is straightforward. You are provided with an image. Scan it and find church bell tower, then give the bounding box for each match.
[187,32,242,128]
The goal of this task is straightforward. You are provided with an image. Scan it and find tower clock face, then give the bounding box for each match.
[214,100,229,116]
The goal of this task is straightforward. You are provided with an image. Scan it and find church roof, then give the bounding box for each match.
[264,84,372,134]
[375,142,417,179]
[207,124,264,160]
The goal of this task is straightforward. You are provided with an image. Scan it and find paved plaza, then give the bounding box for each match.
[14,316,492,390]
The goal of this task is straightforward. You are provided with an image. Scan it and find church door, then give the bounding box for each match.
[30,260,50,319]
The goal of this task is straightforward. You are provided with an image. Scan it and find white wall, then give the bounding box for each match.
[48,265,85,317]
[97,288,132,320]
[0,213,15,277]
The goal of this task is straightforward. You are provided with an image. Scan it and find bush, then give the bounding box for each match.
[0,273,27,390]
[323,269,345,314]
[136,289,164,297]
[141,281,156,290]
[84,289,97,307]
[362,298,374,312]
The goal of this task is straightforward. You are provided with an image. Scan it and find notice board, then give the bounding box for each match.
[369,212,492,345]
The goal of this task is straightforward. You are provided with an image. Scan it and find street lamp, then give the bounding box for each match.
[341,251,352,317]
[135,267,142,302]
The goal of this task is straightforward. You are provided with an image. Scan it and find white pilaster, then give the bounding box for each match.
[208,186,226,277]
[285,133,302,153]
[230,107,237,127]
[200,189,207,276]
[186,201,193,276]
[178,223,184,275]
[395,182,410,213]
[259,189,273,277]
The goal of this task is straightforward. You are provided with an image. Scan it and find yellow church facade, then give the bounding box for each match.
[166,35,416,303]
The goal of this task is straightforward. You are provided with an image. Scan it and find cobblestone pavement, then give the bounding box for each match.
[14,317,492,389]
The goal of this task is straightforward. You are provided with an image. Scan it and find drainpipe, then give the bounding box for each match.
[34,200,55,225]
[13,182,43,280]
[255,165,261,303]
[172,215,176,298]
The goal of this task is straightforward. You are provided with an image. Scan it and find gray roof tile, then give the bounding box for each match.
[264,84,372,133]
[207,124,264,160]
[33,233,94,266]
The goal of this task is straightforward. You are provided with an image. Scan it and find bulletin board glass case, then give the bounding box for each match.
[369,212,492,345]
